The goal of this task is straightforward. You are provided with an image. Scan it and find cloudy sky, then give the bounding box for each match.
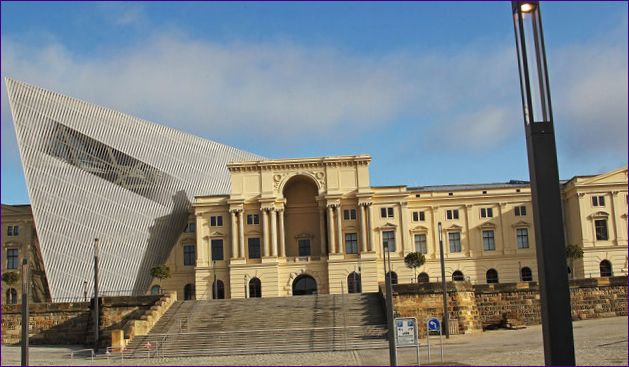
[1,2,627,204]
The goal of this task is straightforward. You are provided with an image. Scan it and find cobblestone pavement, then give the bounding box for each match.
[1,316,626,366]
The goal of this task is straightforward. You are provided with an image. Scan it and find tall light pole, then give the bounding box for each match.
[437,222,449,338]
[512,2,575,365]
[21,257,29,366]
[93,238,100,352]
[383,239,397,366]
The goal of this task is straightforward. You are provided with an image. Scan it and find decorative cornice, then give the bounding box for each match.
[227,155,371,172]
[588,211,609,219]
[511,220,530,228]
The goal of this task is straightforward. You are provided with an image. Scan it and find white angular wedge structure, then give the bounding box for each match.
[5,78,263,301]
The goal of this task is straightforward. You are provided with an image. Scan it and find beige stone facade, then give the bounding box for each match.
[152,155,627,300]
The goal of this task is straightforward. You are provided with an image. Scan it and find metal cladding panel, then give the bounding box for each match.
[5,78,264,301]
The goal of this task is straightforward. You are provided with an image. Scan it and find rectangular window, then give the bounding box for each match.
[446,209,459,220]
[414,234,427,254]
[380,208,394,218]
[412,211,425,222]
[516,228,529,249]
[592,195,606,207]
[183,244,196,265]
[480,208,493,218]
[211,239,224,261]
[482,230,496,251]
[345,233,358,254]
[448,232,462,253]
[7,249,18,269]
[247,214,260,225]
[298,239,311,256]
[343,209,357,220]
[595,219,609,241]
[7,225,19,236]
[419,211,425,221]
[248,238,261,259]
[514,206,527,216]
[382,231,396,252]
[210,216,223,227]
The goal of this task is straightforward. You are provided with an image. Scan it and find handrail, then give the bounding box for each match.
[67,348,94,361]
[144,323,387,338]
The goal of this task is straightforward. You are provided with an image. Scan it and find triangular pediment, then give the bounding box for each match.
[411,225,429,232]
[446,224,463,231]
[511,220,530,228]
[580,166,628,186]
[480,222,496,229]
[378,222,398,230]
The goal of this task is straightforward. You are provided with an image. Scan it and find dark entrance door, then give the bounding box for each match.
[292,275,317,296]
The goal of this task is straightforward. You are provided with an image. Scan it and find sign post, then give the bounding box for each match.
[426,317,444,363]
[395,317,420,366]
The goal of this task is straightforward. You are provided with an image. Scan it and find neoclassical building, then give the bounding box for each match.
[150,156,628,300]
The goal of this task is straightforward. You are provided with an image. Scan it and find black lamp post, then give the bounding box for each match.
[383,240,397,366]
[93,238,100,352]
[511,2,575,365]
[437,222,449,339]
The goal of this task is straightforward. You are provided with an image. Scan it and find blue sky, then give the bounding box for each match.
[2,1,627,204]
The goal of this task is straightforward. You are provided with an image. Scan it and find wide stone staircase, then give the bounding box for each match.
[123,293,387,358]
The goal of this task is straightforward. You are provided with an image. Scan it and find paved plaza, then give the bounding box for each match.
[1,316,627,366]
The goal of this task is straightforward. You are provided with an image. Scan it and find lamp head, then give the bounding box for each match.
[520,2,536,13]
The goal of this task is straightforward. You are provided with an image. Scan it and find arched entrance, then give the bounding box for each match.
[347,272,362,293]
[184,283,196,300]
[292,274,317,296]
[283,175,323,257]
[212,280,225,299]
[600,260,613,277]
[249,277,262,298]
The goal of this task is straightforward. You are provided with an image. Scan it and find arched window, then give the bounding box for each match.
[600,260,613,277]
[292,275,316,296]
[184,283,196,300]
[452,270,464,281]
[249,277,262,298]
[486,269,499,284]
[150,285,161,295]
[347,272,362,293]
[418,272,429,284]
[520,267,533,282]
[385,271,398,285]
[6,288,17,304]
[212,280,225,299]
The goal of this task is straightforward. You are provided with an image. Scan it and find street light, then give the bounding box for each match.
[383,239,397,366]
[437,222,449,338]
[93,238,100,352]
[512,2,575,365]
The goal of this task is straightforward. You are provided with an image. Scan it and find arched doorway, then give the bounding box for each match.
[486,269,499,284]
[452,270,465,281]
[347,272,361,293]
[520,267,533,282]
[249,277,262,298]
[184,283,196,300]
[212,280,225,299]
[418,272,429,284]
[600,260,613,277]
[292,274,317,296]
[385,271,398,285]
[283,176,322,257]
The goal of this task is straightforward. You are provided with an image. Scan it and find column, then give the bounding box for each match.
[367,203,374,252]
[319,207,327,256]
[360,204,368,253]
[238,210,245,258]
[399,202,409,254]
[279,209,286,257]
[271,209,278,257]
[464,205,472,257]
[230,211,238,258]
[336,205,344,254]
[498,203,507,255]
[610,191,620,245]
[262,208,269,257]
[327,205,336,254]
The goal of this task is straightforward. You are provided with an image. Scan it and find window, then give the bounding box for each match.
[514,206,527,216]
[249,277,262,298]
[345,233,358,254]
[595,219,609,241]
[486,269,499,284]
[452,270,465,281]
[298,239,311,257]
[385,271,398,285]
[414,234,427,254]
[247,214,260,225]
[412,211,425,222]
[448,232,461,253]
[343,209,357,220]
[482,230,496,251]
[380,207,394,218]
[446,209,459,220]
[7,225,19,236]
[516,228,529,249]
[211,239,224,261]
[520,267,533,282]
[184,222,196,233]
[150,285,162,295]
[592,195,606,207]
[382,231,396,252]
[7,249,18,269]
[210,215,223,227]
[213,280,225,299]
[184,283,195,300]
[6,288,17,304]
[599,260,613,277]
[183,244,196,265]
[418,272,429,283]
[480,208,494,218]
[248,238,261,259]
[347,272,362,293]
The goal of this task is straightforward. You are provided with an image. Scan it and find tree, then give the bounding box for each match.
[2,271,19,286]
[150,264,171,287]
[404,252,426,283]
[565,244,584,279]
